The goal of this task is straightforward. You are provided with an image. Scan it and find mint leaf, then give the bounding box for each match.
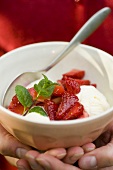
[39,85,55,97]
[34,74,57,98]
[29,106,47,116]
[15,85,33,108]
[34,79,45,93]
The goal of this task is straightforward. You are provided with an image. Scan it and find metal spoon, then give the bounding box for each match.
[2,7,111,107]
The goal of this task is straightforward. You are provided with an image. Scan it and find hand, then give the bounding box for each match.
[0,122,96,170]
[20,143,95,170]
[20,150,81,170]
[78,122,113,170]
[0,123,82,170]
[0,123,33,166]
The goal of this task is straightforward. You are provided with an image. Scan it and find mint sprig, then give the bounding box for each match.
[15,85,33,112]
[15,74,57,116]
[34,74,57,98]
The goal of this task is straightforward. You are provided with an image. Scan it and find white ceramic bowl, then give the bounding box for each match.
[0,42,113,151]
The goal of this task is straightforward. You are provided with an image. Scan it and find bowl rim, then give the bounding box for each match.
[0,41,113,126]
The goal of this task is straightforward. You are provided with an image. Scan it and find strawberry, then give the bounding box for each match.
[63,102,84,120]
[57,80,66,90]
[52,97,62,104]
[52,85,64,97]
[8,95,24,114]
[90,84,97,88]
[28,87,37,100]
[63,69,85,79]
[79,111,89,118]
[12,95,19,104]
[74,79,90,86]
[44,100,59,120]
[56,91,78,120]
[28,87,50,102]
[63,77,80,94]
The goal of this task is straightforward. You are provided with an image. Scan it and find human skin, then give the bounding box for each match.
[78,121,113,170]
[0,123,95,170]
[21,122,113,170]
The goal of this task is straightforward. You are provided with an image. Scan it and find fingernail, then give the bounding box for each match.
[85,147,95,152]
[81,156,97,169]
[17,165,26,170]
[84,145,96,152]
[56,152,66,159]
[16,148,28,158]
[70,152,84,161]
[36,157,51,170]
[45,150,66,159]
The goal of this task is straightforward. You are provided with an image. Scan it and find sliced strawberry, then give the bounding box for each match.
[44,100,59,120]
[63,77,80,94]
[28,87,50,102]
[8,95,24,114]
[63,102,84,120]
[12,95,19,104]
[52,97,62,104]
[56,91,78,120]
[74,79,90,86]
[28,87,37,100]
[79,111,89,118]
[57,80,66,90]
[63,69,85,79]
[90,84,97,88]
[52,85,64,97]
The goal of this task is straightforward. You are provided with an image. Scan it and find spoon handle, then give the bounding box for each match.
[45,7,111,71]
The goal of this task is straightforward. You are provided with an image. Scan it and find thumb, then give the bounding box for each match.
[0,124,31,158]
[78,143,113,169]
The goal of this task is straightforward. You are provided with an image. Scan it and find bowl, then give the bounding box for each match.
[0,42,113,150]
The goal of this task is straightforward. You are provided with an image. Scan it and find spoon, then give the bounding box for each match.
[2,7,111,107]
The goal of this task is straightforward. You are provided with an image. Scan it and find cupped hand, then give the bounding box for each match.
[21,150,81,170]
[0,123,82,170]
[0,122,96,170]
[21,143,95,170]
[0,123,32,167]
[78,122,113,170]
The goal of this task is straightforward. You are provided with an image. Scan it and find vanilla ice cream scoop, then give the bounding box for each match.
[77,85,110,116]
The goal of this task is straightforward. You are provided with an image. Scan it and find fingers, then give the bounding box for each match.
[17,159,32,170]
[63,143,95,164]
[82,143,96,153]
[24,148,81,170]
[35,154,81,170]
[24,150,45,170]
[63,146,84,164]
[24,148,66,170]
[78,143,113,169]
[45,148,66,159]
[24,144,95,170]
[0,124,31,158]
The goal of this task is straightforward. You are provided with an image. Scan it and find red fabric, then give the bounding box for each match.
[0,155,16,170]
[0,0,113,56]
[0,0,113,169]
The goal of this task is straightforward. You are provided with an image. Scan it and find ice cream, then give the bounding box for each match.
[77,85,110,116]
[24,112,50,122]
